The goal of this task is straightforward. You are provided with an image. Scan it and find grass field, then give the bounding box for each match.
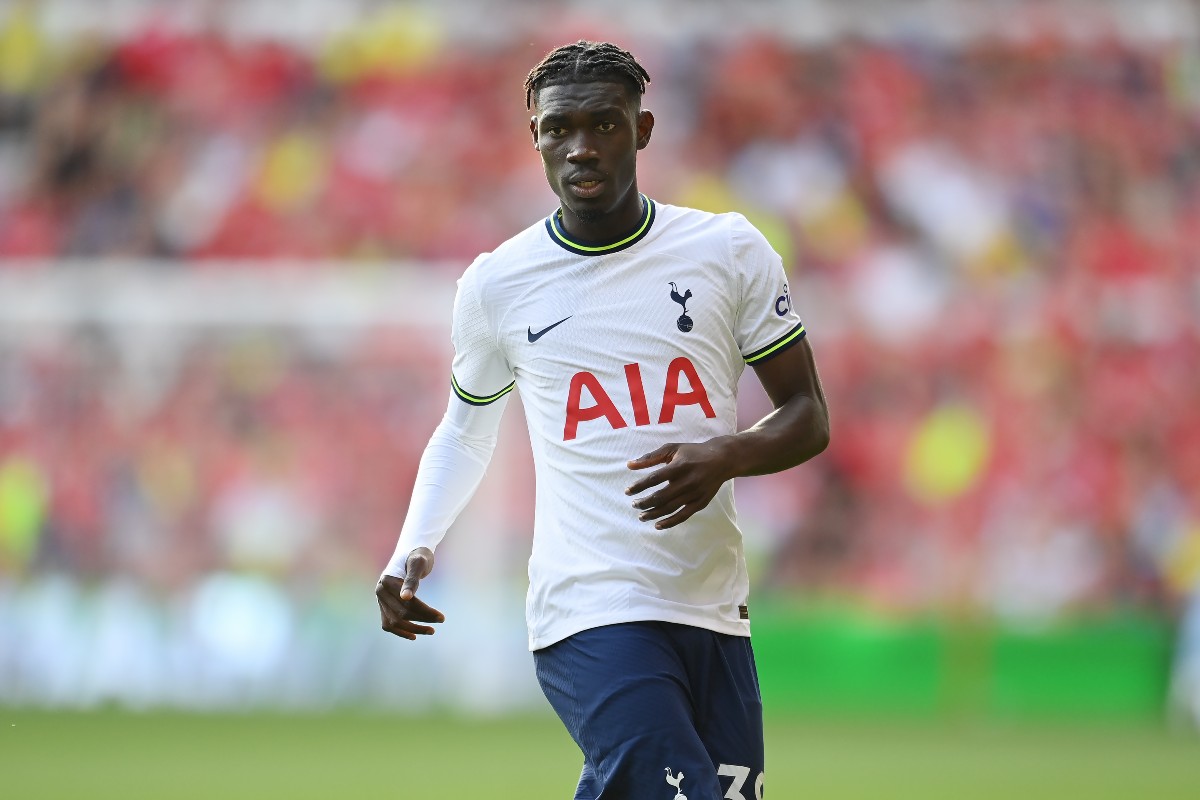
[2,709,1197,799]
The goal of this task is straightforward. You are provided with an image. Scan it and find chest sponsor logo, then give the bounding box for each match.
[563,357,715,441]
[528,316,572,343]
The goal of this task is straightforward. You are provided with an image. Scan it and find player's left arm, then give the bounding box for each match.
[626,337,829,529]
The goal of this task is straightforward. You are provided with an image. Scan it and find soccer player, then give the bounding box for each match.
[377,40,830,799]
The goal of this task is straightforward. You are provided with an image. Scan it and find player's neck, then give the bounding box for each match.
[558,190,646,244]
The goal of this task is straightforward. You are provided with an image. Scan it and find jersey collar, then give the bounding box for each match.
[545,195,656,256]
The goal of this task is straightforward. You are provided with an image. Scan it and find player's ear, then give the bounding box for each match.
[530,116,540,150]
[636,109,654,150]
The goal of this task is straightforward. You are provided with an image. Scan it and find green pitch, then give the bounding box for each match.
[1,709,1197,799]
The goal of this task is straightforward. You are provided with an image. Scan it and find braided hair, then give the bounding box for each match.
[524,40,650,109]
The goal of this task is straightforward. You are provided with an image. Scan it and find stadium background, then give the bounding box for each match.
[1,0,1198,796]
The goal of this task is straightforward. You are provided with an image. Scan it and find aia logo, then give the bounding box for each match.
[669,282,693,332]
[563,357,715,441]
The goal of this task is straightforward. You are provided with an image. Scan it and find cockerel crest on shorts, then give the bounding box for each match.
[664,767,687,799]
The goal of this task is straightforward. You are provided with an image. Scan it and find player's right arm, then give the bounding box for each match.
[376,263,515,641]
[375,391,510,638]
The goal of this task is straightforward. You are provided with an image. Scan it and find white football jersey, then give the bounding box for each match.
[450,197,806,649]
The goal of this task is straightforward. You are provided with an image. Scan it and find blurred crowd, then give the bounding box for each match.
[1,2,1199,629]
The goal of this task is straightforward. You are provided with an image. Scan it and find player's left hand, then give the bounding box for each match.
[625,440,733,529]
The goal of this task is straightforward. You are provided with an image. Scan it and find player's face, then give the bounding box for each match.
[530,81,654,239]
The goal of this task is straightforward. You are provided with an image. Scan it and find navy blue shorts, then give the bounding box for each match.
[534,621,764,800]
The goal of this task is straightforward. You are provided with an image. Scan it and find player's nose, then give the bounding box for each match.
[565,132,600,163]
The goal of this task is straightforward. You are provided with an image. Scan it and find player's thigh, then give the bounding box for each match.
[690,631,765,798]
[571,761,599,800]
[535,622,725,799]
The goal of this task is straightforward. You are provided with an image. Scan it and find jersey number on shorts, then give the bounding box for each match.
[564,357,715,441]
[717,764,765,800]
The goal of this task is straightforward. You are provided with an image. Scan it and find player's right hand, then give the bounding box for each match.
[376,547,444,641]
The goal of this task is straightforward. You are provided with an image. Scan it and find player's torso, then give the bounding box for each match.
[488,207,746,452]
[474,203,759,647]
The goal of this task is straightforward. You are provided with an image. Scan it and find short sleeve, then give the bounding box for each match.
[731,214,807,365]
[450,263,516,406]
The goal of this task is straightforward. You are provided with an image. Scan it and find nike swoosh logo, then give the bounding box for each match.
[527,316,572,343]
